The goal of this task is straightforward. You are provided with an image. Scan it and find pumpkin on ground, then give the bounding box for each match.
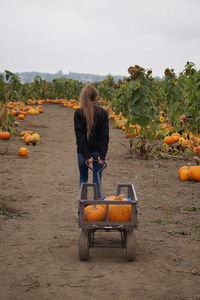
[32,133,40,142]
[163,136,175,145]
[24,134,37,146]
[72,105,81,110]
[23,134,33,145]
[0,131,11,140]
[115,120,127,129]
[11,110,17,116]
[189,166,200,182]
[171,133,181,142]
[20,130,33,137]
[179,137,189,146]
[18,114,25,120]
[178,166,190,181]
[28,109,38,115]
[178,165,200,182]
[18,147,29,157]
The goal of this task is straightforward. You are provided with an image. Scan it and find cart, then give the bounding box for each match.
[78,161,138,261]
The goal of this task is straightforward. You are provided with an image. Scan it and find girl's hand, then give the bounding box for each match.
[87,157,93,164]
[98,157,104,164]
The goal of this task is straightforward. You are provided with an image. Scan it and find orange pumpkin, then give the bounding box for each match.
[69,99,76,104]
[20,130,33,137]
[0,131,11,140]
[38,107,43,113]
[193,147,198,155]
[11,110,17,116]
[109,113,116,120]
[105,195,116,201]
[163,136,174,145]
[84,204,106,221]
[179,137,189,146]
[105,195,132,222]
[189,166,200,182]
[21,111,27,115]
[171,133,181,138]
[28,99,37,105]
[37,99,45,105]
[189,140,195,147]
[18,114,25,120]
[72,105,81,110]
[18,147,29,157]
[125,132,131,138]
[178,166,188,174]
[24,134,37,145]
[178,166,190,181]
[171,133,181,143]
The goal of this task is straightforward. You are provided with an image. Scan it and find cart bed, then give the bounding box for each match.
[78,183,138,229]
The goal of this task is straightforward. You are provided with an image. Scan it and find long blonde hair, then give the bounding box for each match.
[79,84,99,139]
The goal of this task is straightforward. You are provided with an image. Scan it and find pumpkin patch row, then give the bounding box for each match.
[1,100,44,157]
[1,98,80,158]
[107,109,200,156]
[7,102,44,120]
[2,97,200,164]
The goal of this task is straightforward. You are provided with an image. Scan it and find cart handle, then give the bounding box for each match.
[85,159,107,173]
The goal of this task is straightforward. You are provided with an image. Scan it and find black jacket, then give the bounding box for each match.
[74,106,109,160]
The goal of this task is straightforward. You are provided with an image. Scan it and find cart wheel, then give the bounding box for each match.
[125,230,136,261]
[79,229,89,261]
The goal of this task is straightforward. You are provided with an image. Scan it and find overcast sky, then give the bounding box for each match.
[1,0,200,77]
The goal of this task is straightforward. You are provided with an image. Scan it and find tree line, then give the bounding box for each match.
[0,70,125,84]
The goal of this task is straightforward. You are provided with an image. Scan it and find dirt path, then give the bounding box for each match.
[0,104,200,300]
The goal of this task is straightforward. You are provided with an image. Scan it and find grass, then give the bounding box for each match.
[172,206,200,212]
[150,218,182,225]
[167,230,189,236]
[0,204,21,218]
[193,237,200,242]
[181,206,200,212]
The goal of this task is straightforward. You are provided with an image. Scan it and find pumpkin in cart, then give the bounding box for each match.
[84,204,106,221]
[105,195,132,222]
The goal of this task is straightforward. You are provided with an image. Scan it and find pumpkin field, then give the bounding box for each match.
[0,102,199,300]
[0,64,200,299]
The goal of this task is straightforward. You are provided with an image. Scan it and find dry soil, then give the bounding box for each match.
[0,104,200,300]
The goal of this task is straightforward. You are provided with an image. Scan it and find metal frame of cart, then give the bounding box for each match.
[78,177,138,261]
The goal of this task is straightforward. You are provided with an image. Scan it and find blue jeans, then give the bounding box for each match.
[77,152,103,198]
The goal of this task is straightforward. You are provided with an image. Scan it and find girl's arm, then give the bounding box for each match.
[74,110,91,160]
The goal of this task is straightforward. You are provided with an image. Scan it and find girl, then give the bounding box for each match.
[74,84,109,198]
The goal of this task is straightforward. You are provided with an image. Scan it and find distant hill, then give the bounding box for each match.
[13,70,126,83]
